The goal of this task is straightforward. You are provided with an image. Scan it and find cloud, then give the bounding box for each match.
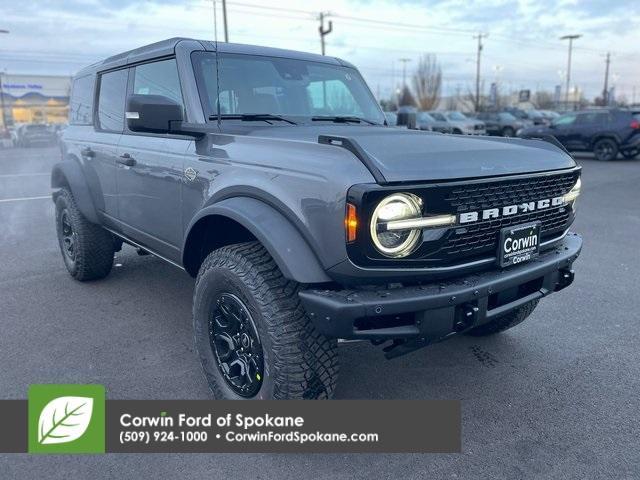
[1,0,638,100]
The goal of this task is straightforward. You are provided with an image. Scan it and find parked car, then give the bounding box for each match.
[417,111,452,133]
[15,123,57,147]
[539,110,560,121]
[383,111,398,126]
[475,112,524,137]
[0,127,12,148]
[53,38,582,400]
[428,111,486,135]
[518,108,640,161]
[503,107,548,127]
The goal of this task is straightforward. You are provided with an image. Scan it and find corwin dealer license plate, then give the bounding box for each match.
[498,222,541,267]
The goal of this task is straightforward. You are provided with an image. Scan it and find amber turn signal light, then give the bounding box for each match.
[345,203,358,243]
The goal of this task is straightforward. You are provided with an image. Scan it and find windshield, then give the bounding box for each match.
[499,113,517,121]
[192,52,385,125]
[446,112,467,121]
[417,112,435,122]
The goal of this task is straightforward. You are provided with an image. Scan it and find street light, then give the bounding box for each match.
[560,34,581,109]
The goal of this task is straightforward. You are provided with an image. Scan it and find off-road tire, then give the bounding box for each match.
[193,241,339,400]
[465,299,539,336]
[593,138,618,161]
[55,188,115,281]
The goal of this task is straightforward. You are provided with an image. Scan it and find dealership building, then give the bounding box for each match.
[0,73,71,127]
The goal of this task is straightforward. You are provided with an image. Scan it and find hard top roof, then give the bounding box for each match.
[75,37,354,77]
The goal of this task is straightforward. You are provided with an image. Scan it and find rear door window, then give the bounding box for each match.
[577,112,609,126]
[69,75,95,125]
[97,69,128,132]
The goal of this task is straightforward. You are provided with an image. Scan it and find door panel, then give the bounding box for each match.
[86,131,122,221]
[116,136,187,260]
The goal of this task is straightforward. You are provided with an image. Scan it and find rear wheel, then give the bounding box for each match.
[193,241,339,400]
[55,188,116,281]
[593,138,618,161]
[502,127,515,137]
[465,299,539,336]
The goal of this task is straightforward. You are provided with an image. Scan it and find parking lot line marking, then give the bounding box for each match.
[0,195,50,203]
[0,173,50,178]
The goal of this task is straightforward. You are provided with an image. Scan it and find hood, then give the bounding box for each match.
[221,124,575,183]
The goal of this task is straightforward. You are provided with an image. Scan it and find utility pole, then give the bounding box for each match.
[560,34,581,110]
[0,29,8,129]
[221,0,229,42]
[318,12,332,55]
[398,58,411,89]
[473,33,487,112]
[602,52,611,106]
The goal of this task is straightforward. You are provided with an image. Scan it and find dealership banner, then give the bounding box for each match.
[0,385,460,453]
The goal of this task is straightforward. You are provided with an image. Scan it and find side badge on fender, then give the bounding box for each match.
[184,167,198,182]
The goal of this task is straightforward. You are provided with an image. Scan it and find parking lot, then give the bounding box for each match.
[1,146,639,478]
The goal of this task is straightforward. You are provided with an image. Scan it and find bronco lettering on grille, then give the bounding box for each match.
[458,196,565,224]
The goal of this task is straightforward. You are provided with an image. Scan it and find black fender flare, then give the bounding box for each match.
[51,161,100,224]
[183,197,332,284]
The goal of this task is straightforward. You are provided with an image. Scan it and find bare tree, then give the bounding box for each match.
[411,54,442,111]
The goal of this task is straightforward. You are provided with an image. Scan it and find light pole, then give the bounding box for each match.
[560,34,581,110]
[0,29,9,129]
[398,58,411,89]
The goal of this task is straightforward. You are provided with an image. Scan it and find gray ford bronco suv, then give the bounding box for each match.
[54,38,582,400]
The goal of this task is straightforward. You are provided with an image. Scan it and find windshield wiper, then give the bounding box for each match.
[311,115,378,125]
[210,113,297,125]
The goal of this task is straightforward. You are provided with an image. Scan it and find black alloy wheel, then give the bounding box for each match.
[59,209,76,261]
[593,138,618,161]
[209,292,264,397]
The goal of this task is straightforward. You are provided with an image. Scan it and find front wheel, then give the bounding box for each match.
[193,242,339,400]
[465,299,539,336]
[593,138,618,161]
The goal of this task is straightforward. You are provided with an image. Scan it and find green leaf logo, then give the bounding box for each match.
[37,396,94,445]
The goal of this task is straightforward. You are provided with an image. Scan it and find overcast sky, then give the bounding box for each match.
[1,0,638,101]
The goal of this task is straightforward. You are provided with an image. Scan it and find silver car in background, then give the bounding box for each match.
[428,111,486,135]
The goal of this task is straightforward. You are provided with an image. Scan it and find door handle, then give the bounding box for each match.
[80,147,95,158]
[117,153,136,167]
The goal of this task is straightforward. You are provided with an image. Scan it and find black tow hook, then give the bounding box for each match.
[454,304,479,332]
[555,269,575,291]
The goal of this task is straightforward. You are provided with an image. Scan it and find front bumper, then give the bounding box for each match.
[300,233,581,344]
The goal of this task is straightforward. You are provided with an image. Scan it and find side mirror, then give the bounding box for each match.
[126,94,183,134]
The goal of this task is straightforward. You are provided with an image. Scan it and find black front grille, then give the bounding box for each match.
[440,206,571,257]
[444,171,578,213]
[422,170,579,264]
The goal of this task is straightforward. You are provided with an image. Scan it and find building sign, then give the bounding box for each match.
[0,74,71,125]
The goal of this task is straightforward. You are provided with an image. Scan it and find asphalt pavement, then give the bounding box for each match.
[0,146,638,479]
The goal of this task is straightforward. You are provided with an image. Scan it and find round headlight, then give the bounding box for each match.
[370,193,422,257]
